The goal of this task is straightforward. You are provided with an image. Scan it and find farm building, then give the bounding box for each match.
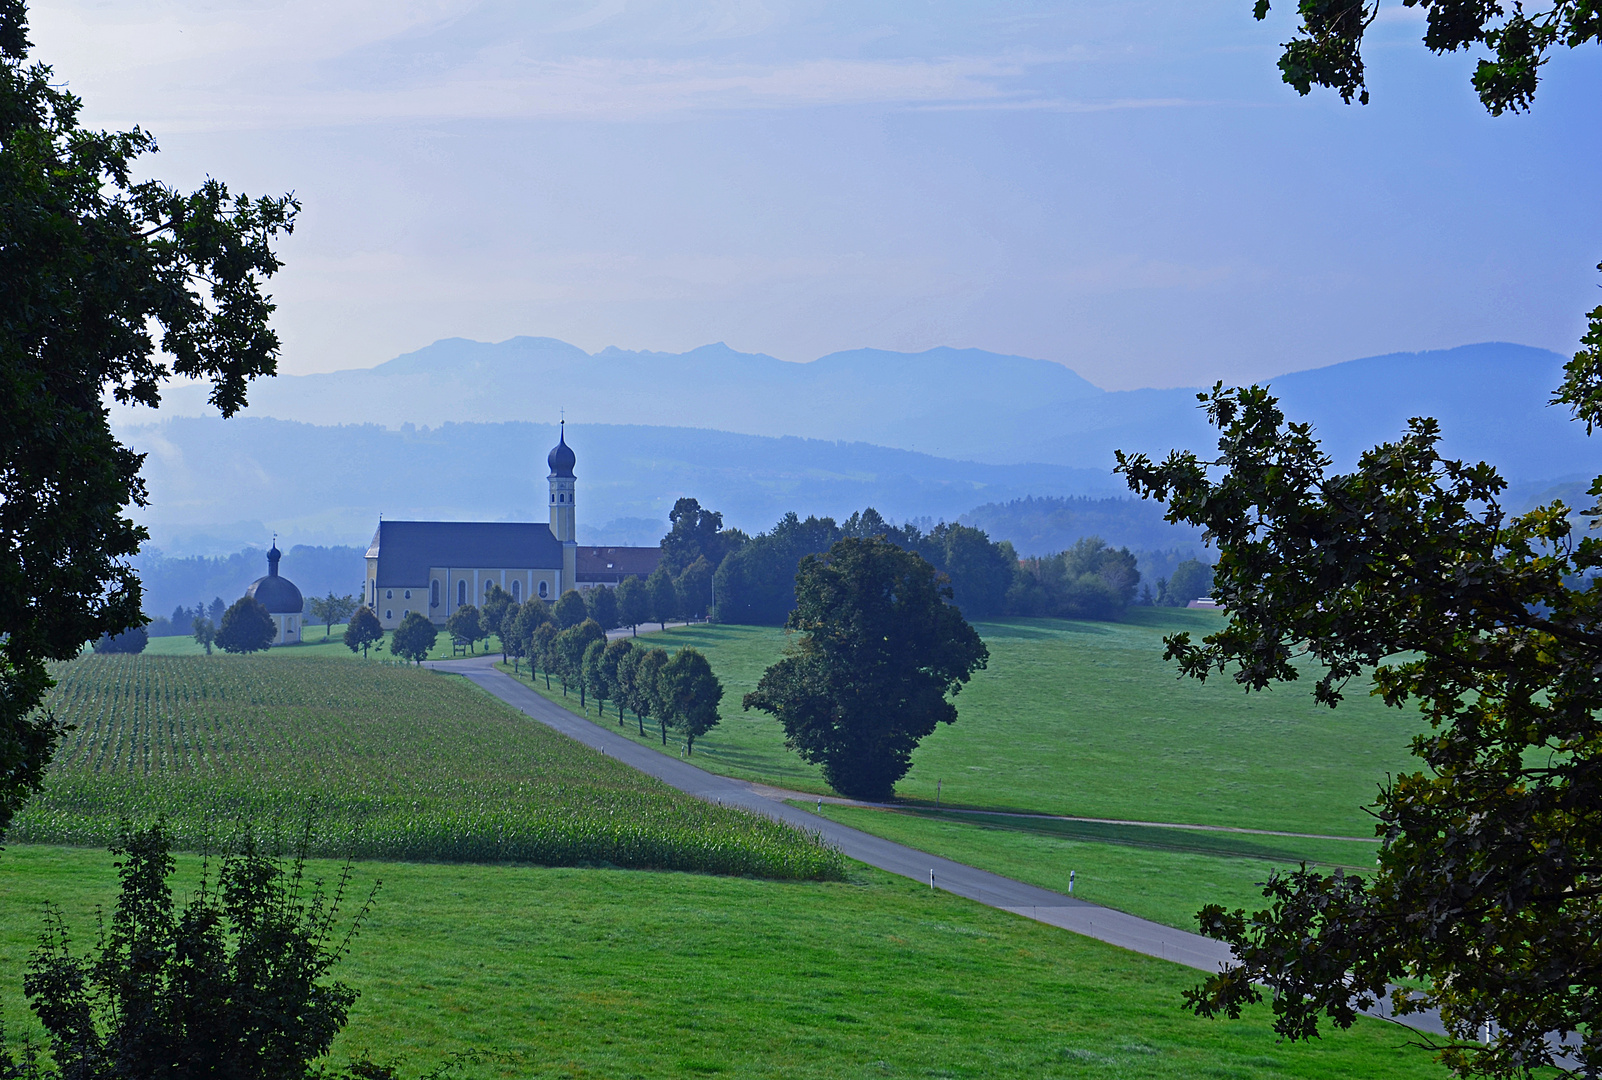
[363,425,661,630]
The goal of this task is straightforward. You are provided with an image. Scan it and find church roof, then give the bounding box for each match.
[576,546,661,583]
[547,424,576,478]
[368,521,564,586]
[246,542,304,614]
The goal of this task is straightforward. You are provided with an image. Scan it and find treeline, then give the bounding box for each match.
[642,499,1156,625]
[442,585,724,753]
[135,545,366,622]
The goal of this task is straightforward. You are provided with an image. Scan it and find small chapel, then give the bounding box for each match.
[363,425,661,630]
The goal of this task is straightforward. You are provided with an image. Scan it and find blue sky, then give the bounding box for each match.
[36,0,1601,389]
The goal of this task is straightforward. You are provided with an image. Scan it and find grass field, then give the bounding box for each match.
[556,612,1426,838]
[144,624,502,662]
[7,655,840,880]
[0,843,1450,1080]
[800,803,1377,932]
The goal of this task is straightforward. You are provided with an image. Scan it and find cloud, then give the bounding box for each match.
[30,0,1210,130]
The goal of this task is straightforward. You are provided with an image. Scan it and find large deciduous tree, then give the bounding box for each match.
[659,497,744,575]
[1107,5,1602,1077]
[1251,0,1600,114]
[0,0,296,836]
[744,538,989,800]
[1118,385,1602,1077]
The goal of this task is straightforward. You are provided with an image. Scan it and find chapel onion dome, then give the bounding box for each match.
[246,541,304,614]
[547,424,576,477]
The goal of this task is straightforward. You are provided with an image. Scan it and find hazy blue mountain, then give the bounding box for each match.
[125,338,1594,484]
[960,496,1204,558]
[123,418,1122,555]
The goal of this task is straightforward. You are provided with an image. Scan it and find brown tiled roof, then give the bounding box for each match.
[576,546,660,581]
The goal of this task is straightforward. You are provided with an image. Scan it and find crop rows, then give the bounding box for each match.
[10,655,844,880]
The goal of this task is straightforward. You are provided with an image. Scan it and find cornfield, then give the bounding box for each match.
[9,655,844,881]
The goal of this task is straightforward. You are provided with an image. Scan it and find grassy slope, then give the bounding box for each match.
[802,804,1377,932]
[1,844,1447,1080]
[517,612,1423,837]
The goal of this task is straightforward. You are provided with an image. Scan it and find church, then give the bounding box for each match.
[363,425,662,630]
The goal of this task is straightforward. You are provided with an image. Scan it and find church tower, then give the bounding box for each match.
[547,422,577,543]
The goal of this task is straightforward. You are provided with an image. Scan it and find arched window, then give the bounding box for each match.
[511,580,521,602]
[385,609,392,620]
[431,581,440,607]
[457,580,466,607]
[484,579,494,598]
[538,580,549,598]
[386,589,393,600]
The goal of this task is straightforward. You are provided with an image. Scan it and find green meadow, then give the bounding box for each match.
[801,803,1377,933]
[517,611,1424,838]
[0,844,1449,1080]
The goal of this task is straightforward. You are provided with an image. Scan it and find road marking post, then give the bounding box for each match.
[929,869,935,890]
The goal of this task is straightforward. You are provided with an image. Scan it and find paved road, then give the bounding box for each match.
[427,654,1447,1037]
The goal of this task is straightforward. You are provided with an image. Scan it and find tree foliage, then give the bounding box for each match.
[660,647,723,754]
[634,647,670,744]
[659,497,745,575]
[445,604,484,653]
[744,538,990,799]
[13,820,379,1080]
[646,567,679,629]
[1117,383,1602,1077]
[191,617,217,656]
[615,576,649,635]
[306,593,358,639]
[389,613,437,665]
[343,607,383,659]
[217,597,276,655]
[1006,536,1140,619]
[584,586,620,632]
[1251,0,1600,113]
[552,589,588,630]
[92,626,148,655]
[0,0,296,836]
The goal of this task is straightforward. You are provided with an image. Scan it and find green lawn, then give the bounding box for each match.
[519,612,1425,838]
[0,844,1450,1080]
[144,624,503,662]
[801,803,1377,933]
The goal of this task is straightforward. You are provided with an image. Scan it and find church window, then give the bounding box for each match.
[386,590,393,600]
[404,590,411,600]
[431,581,440,607]
[385,610,392,620]
[512,580,521,602]
[538,580,549,598]
[457,580,466,606]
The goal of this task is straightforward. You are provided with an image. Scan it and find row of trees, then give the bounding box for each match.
[500,601,725,753]
[146,598,227,637]
[692,500,1154,625]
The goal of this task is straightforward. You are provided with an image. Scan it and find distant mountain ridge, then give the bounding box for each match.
[122,338,1596,484]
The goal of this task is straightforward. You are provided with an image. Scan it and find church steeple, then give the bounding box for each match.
[267,537,282,577]
[547,422,576,543]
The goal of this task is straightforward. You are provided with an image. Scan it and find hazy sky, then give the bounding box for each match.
[35,0,1601,390]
